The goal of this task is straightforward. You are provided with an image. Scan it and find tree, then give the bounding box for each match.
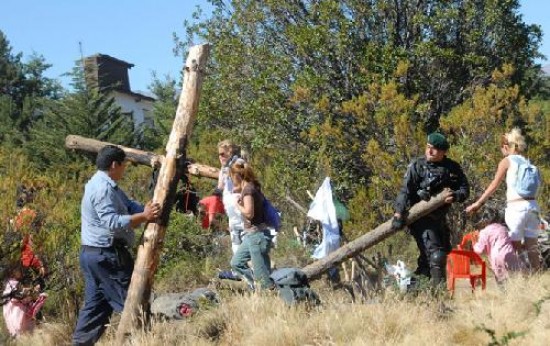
[179,0,543,199]
[0,30,24,102]
[0,30,62,145]
[139,73,178,151]
[27,63,135,169]
[0,30,26,144]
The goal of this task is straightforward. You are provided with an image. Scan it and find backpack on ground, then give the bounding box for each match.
[511,156,541,198]
[270,268,320,305]
[263,197,282,231]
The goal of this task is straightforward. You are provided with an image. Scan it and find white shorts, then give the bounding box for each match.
[505,200,540,241]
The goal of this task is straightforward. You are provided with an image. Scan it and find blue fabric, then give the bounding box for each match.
[81,171,143,247]
[72,246,133,345]
[510,155,541,198]
[263,197,281,231]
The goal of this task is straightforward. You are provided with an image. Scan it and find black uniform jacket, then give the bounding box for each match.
[394,156,469,219]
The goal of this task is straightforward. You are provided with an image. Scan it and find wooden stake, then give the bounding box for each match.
[115,44,210,343]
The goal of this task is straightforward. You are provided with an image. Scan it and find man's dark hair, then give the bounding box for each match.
[96,145,126,171]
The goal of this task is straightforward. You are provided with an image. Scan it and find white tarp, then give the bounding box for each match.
[307,177,341,259]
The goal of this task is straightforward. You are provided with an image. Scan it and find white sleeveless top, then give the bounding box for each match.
[221,175,244,229]
[505,154,526,201]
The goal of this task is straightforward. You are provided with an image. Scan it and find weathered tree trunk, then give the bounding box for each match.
[301,189,453,280]
[115,44,210,343]
[65,135,219,180]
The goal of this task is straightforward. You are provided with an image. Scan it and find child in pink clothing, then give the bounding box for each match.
[2,265,47,337]
[473,207,523,283]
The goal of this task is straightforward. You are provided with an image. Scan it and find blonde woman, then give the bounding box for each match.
[229,161,275,290]
[216,139,241,191]
[216,140,245,252]
[466,128,541,271]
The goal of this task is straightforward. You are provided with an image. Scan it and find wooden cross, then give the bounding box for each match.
[116,44,210,342]
[65,43,211,342]
[65,134,220,180]
[66,42,454,342]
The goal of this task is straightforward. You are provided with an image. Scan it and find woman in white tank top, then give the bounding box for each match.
[215,140,250,257]
[466,128,540,271]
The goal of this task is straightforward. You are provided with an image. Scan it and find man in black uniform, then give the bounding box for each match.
[391,133,469,285]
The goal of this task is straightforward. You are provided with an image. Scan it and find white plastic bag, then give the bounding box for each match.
[385,260,412,293]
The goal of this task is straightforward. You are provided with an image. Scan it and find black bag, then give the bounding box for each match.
[270,268,320,306]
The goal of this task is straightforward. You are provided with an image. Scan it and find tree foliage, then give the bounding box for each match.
[179,0,544,206]
[0,31,62,146]
[27,64,135,170]
[139,73,179,151]
[0,5,548,332]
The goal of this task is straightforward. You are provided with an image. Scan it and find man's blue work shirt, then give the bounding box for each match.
[81,170,144,247]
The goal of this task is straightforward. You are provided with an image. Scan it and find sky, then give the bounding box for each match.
[0,0,212,93]
[1,0,549,93]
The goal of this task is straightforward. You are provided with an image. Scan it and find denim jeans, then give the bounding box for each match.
[230,229,274,289]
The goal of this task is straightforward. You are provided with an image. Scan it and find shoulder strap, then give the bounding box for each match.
[509,154,526,165]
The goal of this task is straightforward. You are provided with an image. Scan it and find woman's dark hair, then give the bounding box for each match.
[476,205,504,229]
[96,145,126,171]
[229,161,261,189]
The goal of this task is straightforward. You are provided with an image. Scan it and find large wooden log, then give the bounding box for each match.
[301,189,453,280]
[115,44,210,342]
[65,135,219,180]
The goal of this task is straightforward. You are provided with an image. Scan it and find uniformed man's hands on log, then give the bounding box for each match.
[443,188,455,204]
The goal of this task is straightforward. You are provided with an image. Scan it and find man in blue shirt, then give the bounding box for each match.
[72,145,160,346]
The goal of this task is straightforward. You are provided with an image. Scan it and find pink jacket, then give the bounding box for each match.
[2,279,47,337]
[473,223,523,282]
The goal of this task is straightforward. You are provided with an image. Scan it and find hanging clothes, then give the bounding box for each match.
[307,177,340,259]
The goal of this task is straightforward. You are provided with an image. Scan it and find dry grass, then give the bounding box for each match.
[1,151,548,345]
[11,272,549,345]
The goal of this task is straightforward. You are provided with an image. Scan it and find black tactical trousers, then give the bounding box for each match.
[409,216,452,285]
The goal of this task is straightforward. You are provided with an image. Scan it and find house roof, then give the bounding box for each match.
[87,54,135,69]
[112,89,156,102]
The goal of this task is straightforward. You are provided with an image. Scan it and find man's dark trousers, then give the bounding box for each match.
[409,217,452,284]
[72,245,133,346]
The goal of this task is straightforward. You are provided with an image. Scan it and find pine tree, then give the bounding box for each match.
[27,63,135,169]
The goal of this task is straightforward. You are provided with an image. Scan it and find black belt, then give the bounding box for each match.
[81,245,114,253]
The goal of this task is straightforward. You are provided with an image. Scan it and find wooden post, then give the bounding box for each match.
[301,189,453,280]
[115,44,210,343]
[65,135,219,180]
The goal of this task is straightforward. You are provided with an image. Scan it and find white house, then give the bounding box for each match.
[84,54,155,127]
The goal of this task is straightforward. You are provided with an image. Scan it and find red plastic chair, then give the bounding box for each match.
[446,249,486,297]
[458,231,480,250]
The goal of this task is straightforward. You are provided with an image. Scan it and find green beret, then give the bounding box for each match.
[427,133,449,150]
